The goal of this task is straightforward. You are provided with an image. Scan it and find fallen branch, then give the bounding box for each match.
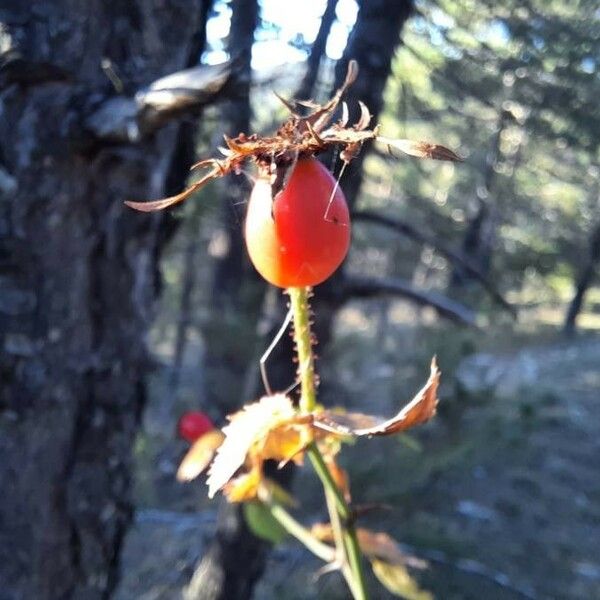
[352,209,516,317]
[342,275,478,327]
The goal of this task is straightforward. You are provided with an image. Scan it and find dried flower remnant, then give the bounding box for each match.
[125,61,461,213]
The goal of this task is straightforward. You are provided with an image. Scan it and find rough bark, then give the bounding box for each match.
[0,2,209,598]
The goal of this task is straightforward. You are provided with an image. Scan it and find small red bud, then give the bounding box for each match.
[177,411,215,443]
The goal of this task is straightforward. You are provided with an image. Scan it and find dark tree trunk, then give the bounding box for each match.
[331,0,413,210]
[564,220,600,336]
[202,0,260,419]
[0,2,209,598]
[166,1,213,403]
[316,0,415,347]
[187,2,266,600]
[450,109,510,289]
[295,0,338,102]
[168,215,201,398]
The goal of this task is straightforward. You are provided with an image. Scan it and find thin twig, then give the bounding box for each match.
[266,501,336,564]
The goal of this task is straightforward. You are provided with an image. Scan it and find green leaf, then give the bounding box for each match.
[243,501,288,544]
[371,559,434,600]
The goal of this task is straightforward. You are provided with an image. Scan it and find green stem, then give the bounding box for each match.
[308,444,350,519]
[288,285,369,600]
[325,488,362,600]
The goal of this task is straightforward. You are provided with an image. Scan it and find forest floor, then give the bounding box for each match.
[114,310,600,600]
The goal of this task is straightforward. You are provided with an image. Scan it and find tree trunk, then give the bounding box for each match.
[168,215,202,399]
[187,2,267,600]
[200,0,261,420]
[0,2,208,598]
[165,0,213,404]
[450,109,510,289]
[295,0,339,102]
[564,220,600,336]
[316,0,415,347]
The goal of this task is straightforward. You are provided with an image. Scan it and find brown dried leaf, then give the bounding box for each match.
[313,358,440,437]
[176,429,225,482]
[357,531,427,569]
[125,170,216,212]
[206,394,305,498]
[312,526,426,569]
[377,136,462,162]
[325,456,351,502]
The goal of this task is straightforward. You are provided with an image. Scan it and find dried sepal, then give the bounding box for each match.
[125,59,460,212]
[176,429,225,482]
[340,102,350,128]
[273,91,299,115]
[377,136,462,162]
[312,358,440,437]
[355,101,372,131]
[125,167,218,212]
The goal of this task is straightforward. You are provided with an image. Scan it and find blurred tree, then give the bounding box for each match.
[295,0,339,101]
[315,0,417,348]
[184,2,271,600]
[0,2,219,598]
[383,0,600,322]
[564,218,600,335]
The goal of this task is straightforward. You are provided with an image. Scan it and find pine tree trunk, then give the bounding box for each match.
[450,109,511,290]
[316,0,415,346]
[0,2,208,598]
[186,2,265,600]
[295,0,339,101]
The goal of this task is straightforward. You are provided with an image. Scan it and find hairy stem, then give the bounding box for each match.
[287,286,368,600]
[289,287,317,413]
